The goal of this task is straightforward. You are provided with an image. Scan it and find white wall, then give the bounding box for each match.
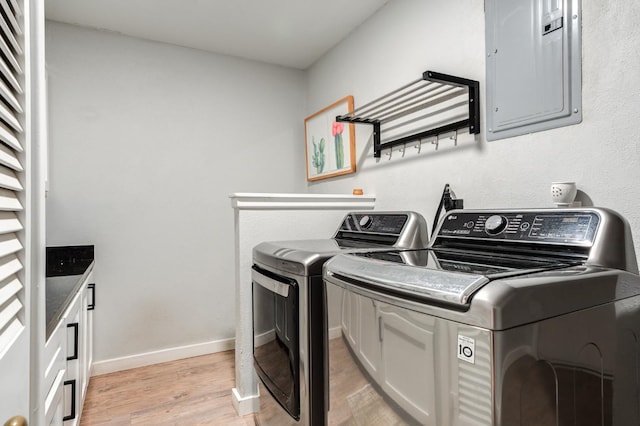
[45,22,307,362]
[306,0,640,261]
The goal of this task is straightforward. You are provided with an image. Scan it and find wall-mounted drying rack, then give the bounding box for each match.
[336,70,480,158]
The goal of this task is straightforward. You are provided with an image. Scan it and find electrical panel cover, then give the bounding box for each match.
[485,0,582,141]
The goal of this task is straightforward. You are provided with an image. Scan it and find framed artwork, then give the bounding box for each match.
[305,96,356,181]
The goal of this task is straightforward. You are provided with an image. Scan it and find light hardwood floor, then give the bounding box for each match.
[80,350,255,425]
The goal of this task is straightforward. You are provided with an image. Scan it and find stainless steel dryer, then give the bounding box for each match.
[323,208,640,426]
[251,211,428,425]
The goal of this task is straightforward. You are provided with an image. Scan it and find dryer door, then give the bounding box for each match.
[252,265,300,420]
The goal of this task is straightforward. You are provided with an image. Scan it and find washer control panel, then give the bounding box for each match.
[437,210,600,245]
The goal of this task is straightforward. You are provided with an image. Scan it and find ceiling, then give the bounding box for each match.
[45,0,390,70]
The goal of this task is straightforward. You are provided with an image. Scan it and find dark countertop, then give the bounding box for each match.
[46,246,95,340]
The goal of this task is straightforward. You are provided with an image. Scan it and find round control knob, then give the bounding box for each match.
[359,215,373,229]
[485,215,508,235]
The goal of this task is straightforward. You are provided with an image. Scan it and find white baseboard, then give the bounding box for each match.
[328,325,342,340]
[254,329,275,347]
[91,337,235,376]
[232,387,260,416]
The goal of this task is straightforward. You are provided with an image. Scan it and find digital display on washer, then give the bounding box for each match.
[528,215,593,241]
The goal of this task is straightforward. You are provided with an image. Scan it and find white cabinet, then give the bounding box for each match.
[63,271,95,426]
[44,375,65,426]
[80,274,95,402]
[63,290,82,426]
[44,270,95,426]
[44,316,66,426]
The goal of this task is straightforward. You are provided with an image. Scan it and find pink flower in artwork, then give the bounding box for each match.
[332,121,344,137]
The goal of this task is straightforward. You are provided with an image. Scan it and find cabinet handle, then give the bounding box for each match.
[88,283,96,310]
[67,322,79,361]
[378,316,383,342]
[63,379,76,421]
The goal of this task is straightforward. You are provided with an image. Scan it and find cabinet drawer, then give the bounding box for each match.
[45,368,65,426]
[44,317,67,396]
[64,291,82,361]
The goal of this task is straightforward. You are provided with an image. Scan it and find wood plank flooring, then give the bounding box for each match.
[80,350,256,425]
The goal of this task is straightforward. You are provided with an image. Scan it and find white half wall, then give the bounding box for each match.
[229,193,375,415]
[44,21,307,363]
[306,0,640,263]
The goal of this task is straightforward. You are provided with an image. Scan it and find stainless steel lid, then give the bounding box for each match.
[253,211,428,276]
[324,248,577,306]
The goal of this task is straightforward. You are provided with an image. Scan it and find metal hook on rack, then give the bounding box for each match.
[432,135,439,151]
[399,144,406,158]
[415,139,422,154]
[450,130,458,146]
[385,148,392,160]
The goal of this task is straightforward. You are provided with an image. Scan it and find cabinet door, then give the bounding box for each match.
[44,317,67,407]
[83,272,95,396]
[44,372,65,426]
[378,305,437,426]
[79,287,88,402]
[63,292,82,426]
[79,281,90,401]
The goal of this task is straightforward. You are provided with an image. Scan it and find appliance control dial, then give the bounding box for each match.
[359,215,373,229]
[485,215,508,235]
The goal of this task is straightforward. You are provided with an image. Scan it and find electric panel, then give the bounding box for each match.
[485,0,582,141]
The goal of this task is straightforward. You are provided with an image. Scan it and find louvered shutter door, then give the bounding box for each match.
[0,0,25,359]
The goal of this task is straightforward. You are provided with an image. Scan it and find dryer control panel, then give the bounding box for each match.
[339,213,408,235]
[334,211,428,249]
